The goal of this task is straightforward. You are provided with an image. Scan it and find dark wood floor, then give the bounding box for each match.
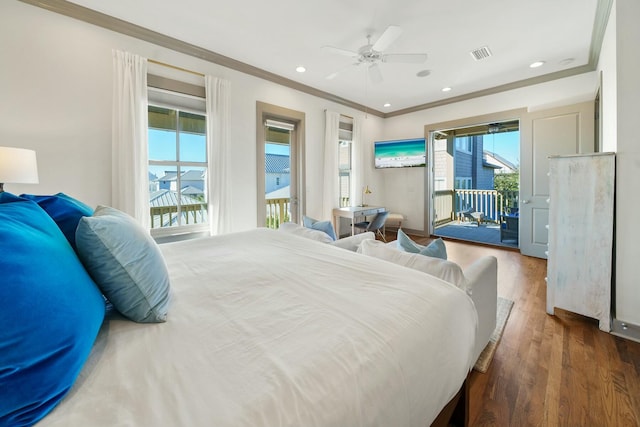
[394,232,640,427]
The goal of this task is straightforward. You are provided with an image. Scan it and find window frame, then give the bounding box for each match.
[148,102,210,238]
[338,139,353,207]
[455,177,473,189]
[338,115,354,208]
[455,136,473,154]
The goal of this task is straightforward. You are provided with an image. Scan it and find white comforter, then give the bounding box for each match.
[39,228,477,427]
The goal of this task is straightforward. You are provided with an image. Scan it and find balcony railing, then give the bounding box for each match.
[150,203,207,229]
[266,198,290,229]
[150,192,515,231]
[264,197,349,229]
[434,189,519,226]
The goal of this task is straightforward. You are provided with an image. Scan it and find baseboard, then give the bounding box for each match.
[611,318,640,343]
[388,227,426,237]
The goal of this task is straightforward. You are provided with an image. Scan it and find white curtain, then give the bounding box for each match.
[111,50,149,229]
[351,117,363,206]
[322,110,340,220]
[205,75,231,235]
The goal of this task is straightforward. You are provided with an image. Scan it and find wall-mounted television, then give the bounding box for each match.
[374,138,426,169]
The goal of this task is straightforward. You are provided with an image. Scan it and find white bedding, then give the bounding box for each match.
[39,228,477,427]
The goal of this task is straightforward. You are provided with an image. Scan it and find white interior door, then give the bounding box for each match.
[519,101,594,258]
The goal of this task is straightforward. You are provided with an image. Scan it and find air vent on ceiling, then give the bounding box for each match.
[470,46,492,61]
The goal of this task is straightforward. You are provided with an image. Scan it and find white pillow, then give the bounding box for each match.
[358,239,469,292]
[330,232,375,251]
[278,222,334,243]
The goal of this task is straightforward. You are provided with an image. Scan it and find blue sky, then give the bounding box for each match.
[266,143,290,156]
[149,129,206,162]
[484,131,520,166]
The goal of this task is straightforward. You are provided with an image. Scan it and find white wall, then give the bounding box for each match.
[0,2,621,241]
[379,72,598,231]
[0,1,383,232]
[610,0,640,327]
[598,0,617,153]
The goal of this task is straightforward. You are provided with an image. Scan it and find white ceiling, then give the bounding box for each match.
[65,0,600,114]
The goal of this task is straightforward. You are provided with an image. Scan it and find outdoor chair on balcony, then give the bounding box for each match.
[354,211,389,242]
[500,214,519,243]
[459,209,483,226]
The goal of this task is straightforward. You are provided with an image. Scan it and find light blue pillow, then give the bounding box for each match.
[397,228,447,260]
[76,205,171,323]
[0,192,105,426]
[302,215,336,240]
[21,192,94,252]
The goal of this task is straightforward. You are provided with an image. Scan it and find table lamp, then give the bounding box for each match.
[0,147,39,193]
[361,185,372,207]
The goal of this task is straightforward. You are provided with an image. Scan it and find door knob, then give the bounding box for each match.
[521,199,530,204]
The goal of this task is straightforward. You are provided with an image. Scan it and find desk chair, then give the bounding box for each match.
[354,211,389,242]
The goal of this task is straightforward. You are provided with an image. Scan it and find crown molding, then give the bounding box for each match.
[19,0,611,119]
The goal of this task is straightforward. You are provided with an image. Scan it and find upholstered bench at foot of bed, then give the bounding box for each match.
[379,239,497,366]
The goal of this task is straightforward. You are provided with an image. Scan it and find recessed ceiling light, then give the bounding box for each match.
[383,103,391,107]
[416,69,431,77]
[442,87,452,92]
[559,58,575,66]
[295,66,306,73]
[529,61,545,68]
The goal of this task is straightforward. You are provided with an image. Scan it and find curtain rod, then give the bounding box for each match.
[323,109,354,120]
[148,59,205,77]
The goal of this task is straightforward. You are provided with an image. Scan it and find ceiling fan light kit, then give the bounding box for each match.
[323,25,428,83]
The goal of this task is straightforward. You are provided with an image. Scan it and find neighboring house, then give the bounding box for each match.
[484,151,518,174]
[180,170,206,193]
[156,170,205,196]
[157,172,178,191]
[265,153,290,195]
[181,185,204,197]
[454,136,498,190]
[265,185,290,200]
[148,172,159,192]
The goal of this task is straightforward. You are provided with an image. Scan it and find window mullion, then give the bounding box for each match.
[175,110,182,226]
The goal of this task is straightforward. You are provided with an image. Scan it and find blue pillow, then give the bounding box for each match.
[302,215,336,240]
[76,205,171,323]
[396,228,447,260]
[20,192,93,251]
[0,192,105,427]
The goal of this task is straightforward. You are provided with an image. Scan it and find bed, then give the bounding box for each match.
[0,194,477,427]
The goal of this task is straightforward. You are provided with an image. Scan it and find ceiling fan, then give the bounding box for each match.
[322,25,428,83]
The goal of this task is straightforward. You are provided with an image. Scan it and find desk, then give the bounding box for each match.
[333,206,386,237]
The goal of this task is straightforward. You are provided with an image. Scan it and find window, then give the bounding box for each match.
[148,104,208,234]
[339,140,352,207]
[455,136,472,154]
[338,116,353,207]
[455,177,472,189]
[434,177,447,191]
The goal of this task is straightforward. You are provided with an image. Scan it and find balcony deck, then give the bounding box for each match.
[434,220,518,249]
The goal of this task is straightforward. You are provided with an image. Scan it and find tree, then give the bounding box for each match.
[494,172,519,192]
[494,172,519,213]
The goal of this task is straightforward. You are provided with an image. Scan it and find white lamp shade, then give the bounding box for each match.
[0,147,39,184]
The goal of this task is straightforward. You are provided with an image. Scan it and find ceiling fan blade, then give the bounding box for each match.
[382,53,428,64]
[325,62,359,80]
[322,45,359,58]
[372,25,402,52]
[368,63,383,84]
